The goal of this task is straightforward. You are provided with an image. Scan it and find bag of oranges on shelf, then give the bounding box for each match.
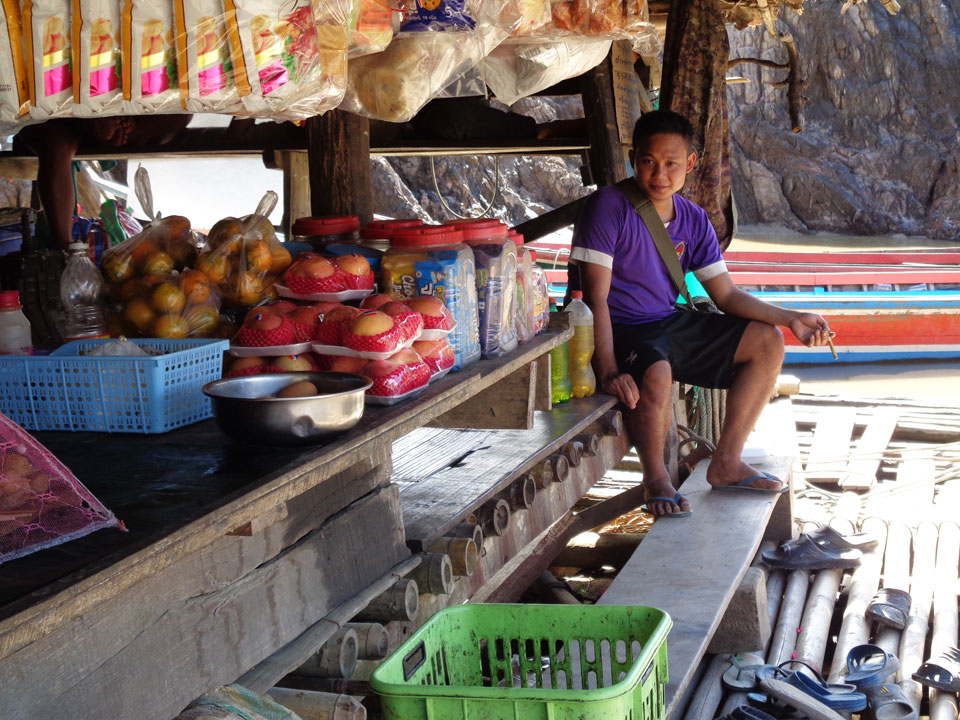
[114,268,222,338]
[195,191,293,308]
[100,168,202,290]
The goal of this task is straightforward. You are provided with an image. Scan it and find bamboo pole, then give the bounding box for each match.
[427,536,478,577]
[297,628,359,679]
[266,689,366,720]
[682,654,731,720]
[929,522,960,720]
[900,521,938,712]
[353,579,419,623]
[828,517,889,683]
[768,570,811,666]
[409,553,454,595]
[344,623,388,661]
[873,520,912,659]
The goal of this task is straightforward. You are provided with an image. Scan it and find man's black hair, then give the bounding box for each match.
[632,110,695,151]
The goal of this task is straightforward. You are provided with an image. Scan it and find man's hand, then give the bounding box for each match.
[602,372,640,409]
[789,312,833,347]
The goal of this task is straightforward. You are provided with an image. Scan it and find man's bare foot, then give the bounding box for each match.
[643,475,692,517]
[706,457,784,491]
[85,117,136,146]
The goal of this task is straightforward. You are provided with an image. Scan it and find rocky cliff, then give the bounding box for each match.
[727,0,960,240]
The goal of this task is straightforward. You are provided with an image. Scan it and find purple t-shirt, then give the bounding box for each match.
[570,185,727,324]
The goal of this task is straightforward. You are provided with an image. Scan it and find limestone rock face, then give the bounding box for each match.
[727,0,960,239]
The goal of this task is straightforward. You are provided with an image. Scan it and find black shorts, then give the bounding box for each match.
[612,311,751,389]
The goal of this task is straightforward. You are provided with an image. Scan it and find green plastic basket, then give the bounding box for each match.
[370,604,672,720]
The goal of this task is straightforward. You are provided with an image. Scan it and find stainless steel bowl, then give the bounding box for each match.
[202,371,372,445]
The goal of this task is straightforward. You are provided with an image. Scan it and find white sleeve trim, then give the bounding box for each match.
[570,246,614,269]
[693,260,727,281]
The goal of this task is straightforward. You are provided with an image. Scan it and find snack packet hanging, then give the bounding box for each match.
[399,0,474,32]
[195,191,293,308]
[546,0,659,53]
[121,0,181,112]
[71,0,123,115]
[348,0,393,57]
[0,0,31,131]
[21,0,74,119]
[222,0,346,119]
[173,0,242,112]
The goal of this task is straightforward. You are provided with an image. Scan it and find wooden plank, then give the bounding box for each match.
[840,408,899,490]
[599,455,794,719]
[0,485,408,720]
[803,407,856,484]
[276,150,311,241]
[307,110,373,224]
[534,354,552,411]
[0,326,571,658]
[395,395,618,547]
[429,361,536,430]
[580,47,628,188]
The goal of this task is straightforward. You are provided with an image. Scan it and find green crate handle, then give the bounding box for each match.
[403,641,427,681]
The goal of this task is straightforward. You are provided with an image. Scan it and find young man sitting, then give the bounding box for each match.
[571,110,833,518]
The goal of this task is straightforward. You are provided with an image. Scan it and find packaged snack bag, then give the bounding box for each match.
[222,0,345,118]
[348,0,393,57]
[399,0,474,32]
[20,0,74,118]
[173,0,242,112]
[121,0,181,112]
[0,0,31,130]
[71,0,123,115]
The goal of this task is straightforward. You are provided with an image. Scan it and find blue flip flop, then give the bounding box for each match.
[845,644,900,688]
[713,471,789,494]
[642,492,692,518]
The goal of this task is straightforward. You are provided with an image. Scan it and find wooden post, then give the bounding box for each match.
[408,553,454,595]
[306,110,372,224]
[574,433,600,458]
[297,628,359,679]
[277,151,311,240]
[344,623,389,661]
[354,579,418,623]
[533,457,555,488]
[580,49,628,188]
[562,441,584,468]
[548,453,570,483]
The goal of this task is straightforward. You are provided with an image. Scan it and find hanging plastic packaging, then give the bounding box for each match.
[348,0,394,57]
[223,0,349,119]
[21,0,75,120]
[0,0,31,132]
[71,0,123,115]
[120,0,181,113]
[172,0,242,113]
[547,0,660,54]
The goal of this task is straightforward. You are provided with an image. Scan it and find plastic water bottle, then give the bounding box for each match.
[548,298,571,404]
[0,290,33,355]
[564,291,596,398]
[60,242,107,341]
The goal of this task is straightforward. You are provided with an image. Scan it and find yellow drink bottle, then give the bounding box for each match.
[564,291,596,398]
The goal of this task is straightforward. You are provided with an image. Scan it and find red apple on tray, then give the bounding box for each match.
[269,300,299,314]
[407,296,452,330]
[412,338,456,374]
[359,293,397,311]
[343,310,403,354]
[234,310,296,347]
[286,303,337,342]
[225,355,277,378]
[333,254,375,290]
[282,253,346,294]
[271,353,317,372]
[328,355,369,374]
[315,305,360,346]
[381,301,424,342]
[389,348,431,389]
[362,359,415,397]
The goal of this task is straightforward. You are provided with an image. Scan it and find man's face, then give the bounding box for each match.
[629,133,697,202]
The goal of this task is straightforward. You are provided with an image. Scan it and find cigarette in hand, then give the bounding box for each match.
[826,332,838,360]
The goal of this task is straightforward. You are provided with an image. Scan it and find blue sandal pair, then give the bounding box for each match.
[754,660,866,712]
[845,644,916,720]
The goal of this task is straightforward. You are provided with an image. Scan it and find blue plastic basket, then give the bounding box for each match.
[0,338,228,433]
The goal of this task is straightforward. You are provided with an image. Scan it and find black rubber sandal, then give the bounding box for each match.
[761,535,863,571]
[866,588,912,630]
[912,646,960,692]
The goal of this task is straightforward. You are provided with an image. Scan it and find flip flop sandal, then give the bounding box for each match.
[759,678,847,720]
[746,692,804,719]
[862,683,918,720]
[911,645,960,692]
[780,525,880,554]
[713,471,789,494]
[754,660,866,711]
[722,653,766,691]
[761,535,862,571]
[642,492,692,518]
[846,644,901,688]
[866,588,912,630]
[717,705,778,720]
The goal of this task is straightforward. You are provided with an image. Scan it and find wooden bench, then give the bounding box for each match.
[599,398,798,719]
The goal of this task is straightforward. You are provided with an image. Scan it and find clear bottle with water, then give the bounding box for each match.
[60,242,107,341]
[564,291,596,398]
[0,290,33,355]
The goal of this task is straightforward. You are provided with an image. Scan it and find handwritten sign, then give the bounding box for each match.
[612,41,643,148]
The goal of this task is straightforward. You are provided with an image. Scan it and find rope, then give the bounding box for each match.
[429,155,501,219]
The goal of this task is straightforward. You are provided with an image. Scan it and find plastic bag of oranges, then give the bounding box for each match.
[100,167,202,289]
[114,268,223,338]
[195,191,293,308]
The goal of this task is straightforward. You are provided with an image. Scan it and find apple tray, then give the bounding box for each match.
[418,319,457,342]
[228,342,315,357]
[312,335,418,361]
[275,285,373,302]
[427,366,453,384]
[364,385,427,406]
